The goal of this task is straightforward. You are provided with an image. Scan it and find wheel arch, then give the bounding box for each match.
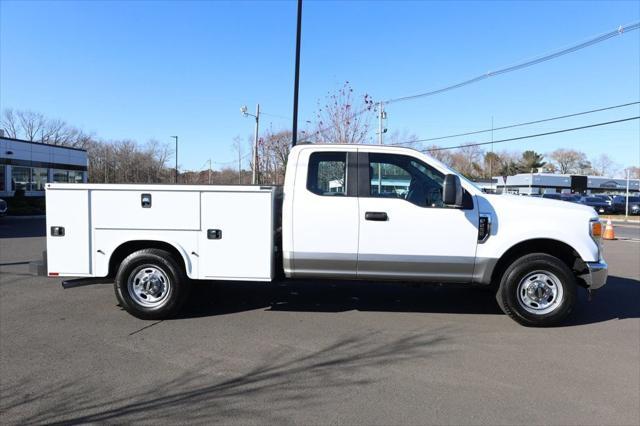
[489,238,587,287]
[108,240,191,277]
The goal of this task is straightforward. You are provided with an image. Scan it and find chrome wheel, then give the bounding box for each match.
[127,265,172,308]
[516,270,564,315]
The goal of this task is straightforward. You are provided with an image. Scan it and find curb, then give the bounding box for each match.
[608,219,640,225]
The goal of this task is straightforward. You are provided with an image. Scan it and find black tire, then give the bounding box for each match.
[114,248,190,320]
[496,253,577,327]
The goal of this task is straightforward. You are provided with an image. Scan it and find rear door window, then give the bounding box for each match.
[307,152,348,196]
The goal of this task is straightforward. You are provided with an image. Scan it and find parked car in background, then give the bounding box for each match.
[579,196,611,214]
[0,198,7,217]
[593,194,613,206]
[611,195,640,215]
[542,193,561,200]
[560,194,582,203]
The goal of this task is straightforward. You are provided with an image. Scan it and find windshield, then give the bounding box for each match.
[420,151,481,192]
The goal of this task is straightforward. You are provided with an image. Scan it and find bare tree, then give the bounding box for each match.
[2,108,92,148]
[550,149,588,174]
[1,109,19,138]
[257,129,292,184]
[311,81,375,144]
[449,144,484,179]
[623,166,640,179]
[18,110,47,141]
[424,145,453,166]
[592,154,617,176]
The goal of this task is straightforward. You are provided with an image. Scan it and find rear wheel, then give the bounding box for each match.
[496,253,576,327]
[114,248,190,320]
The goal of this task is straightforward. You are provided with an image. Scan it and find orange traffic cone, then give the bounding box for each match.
[603,219,616,240]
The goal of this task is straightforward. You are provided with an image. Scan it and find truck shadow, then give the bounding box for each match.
[181,275,640,325]
[1,329,449,424]
[0,217,46,238]
[568,275,640,326]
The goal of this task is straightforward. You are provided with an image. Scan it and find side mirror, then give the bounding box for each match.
[443,174,463,206]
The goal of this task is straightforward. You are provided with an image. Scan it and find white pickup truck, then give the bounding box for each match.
[45,144,607,326]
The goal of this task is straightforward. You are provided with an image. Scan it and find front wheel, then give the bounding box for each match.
[114,248,190,320]
[496,253,577,327]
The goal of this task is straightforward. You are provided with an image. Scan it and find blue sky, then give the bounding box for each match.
[1,0,639,174]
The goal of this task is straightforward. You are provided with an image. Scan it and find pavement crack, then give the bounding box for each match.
[128,320,163,336]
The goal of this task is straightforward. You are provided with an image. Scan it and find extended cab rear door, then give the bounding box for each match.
[288,147,359,278]
[356,151,479,282]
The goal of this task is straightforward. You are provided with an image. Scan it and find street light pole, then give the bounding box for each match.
[291,0,302,147]
[171,136,178,183]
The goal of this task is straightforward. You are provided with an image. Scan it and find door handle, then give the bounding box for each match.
[365,212,388,221]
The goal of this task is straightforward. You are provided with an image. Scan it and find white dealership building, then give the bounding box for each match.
[488,172,640,195]
[0,136,88,198]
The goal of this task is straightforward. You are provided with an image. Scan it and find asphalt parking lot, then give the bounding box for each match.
[1,217,639,425]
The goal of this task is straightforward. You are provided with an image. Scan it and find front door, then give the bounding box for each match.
[357,152,479,282]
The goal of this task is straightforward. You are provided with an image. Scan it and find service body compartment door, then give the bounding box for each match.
[199,191,274,281]
[46,189,91,275]
[92,190,200,230]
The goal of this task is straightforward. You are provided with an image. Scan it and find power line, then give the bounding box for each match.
[390,101,640,146]
[420,116,639,152]
[261,111,290,120]
[210,152,251,166]
[385,22,639,105]
[310,22,639,139]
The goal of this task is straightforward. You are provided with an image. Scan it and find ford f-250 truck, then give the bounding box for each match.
[45,144,607,326]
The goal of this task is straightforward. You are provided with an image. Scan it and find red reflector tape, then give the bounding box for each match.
[49,272,59,276]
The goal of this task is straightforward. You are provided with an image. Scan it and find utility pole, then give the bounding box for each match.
[241,104,260,185]
[377,102,386,145]
[171,136,178,183]
[291,0,302,148]
[208,159,212,185]
[238,148,242,184]
[376,102,386,194]
[625,169,630,219]
[253,104,260,184]
[490,116,494,192]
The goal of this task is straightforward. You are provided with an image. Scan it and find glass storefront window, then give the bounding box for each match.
[68,171,84,183]
[53,169,69,183]
[32,168,48,191]
[12,167,31,191]
[0,165,5,191]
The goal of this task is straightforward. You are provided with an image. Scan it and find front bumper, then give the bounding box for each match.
[580,260,608,290]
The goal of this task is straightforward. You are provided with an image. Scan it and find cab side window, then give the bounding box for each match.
[368,153,445,208]
[307,152,348,196]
